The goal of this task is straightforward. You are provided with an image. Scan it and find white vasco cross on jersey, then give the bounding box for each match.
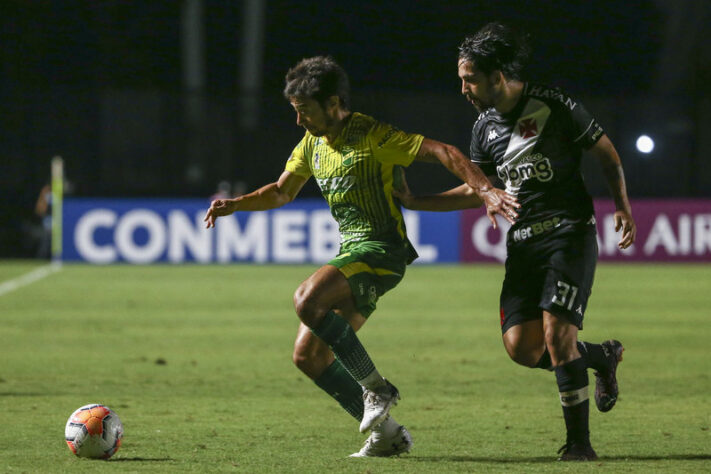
[496,99,553,196]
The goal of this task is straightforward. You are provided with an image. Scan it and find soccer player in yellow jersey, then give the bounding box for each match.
[204,56,518,457]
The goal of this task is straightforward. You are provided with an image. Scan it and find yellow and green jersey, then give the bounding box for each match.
[285,112,424,251]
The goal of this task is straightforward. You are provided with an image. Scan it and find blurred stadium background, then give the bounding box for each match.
[1,0,710,260]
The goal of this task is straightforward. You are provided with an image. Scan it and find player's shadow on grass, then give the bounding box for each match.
[410,455,553,463]
[110,457,174,462]
[410,453,711,463]
[602,454,711,462]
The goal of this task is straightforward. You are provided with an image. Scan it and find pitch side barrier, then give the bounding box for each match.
[61,198,711,264]
[61,198,457,264]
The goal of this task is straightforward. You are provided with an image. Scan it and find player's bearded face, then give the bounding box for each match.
[290,97,335,137]
[458,59,496,110]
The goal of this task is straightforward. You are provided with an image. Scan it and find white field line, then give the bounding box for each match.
[0,262,62,297]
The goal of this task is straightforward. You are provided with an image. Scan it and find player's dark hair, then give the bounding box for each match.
[458,22,531,80]
[283,56,351,109]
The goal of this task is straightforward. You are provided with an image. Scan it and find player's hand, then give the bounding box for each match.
[614,210,636,249]
[392,168,415,209]
[481,188,519,229]
[204,199,235,228]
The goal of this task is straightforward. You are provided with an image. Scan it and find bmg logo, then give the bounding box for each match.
[496,153,554,190]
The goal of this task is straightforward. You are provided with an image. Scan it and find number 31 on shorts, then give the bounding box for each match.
[552,281,579,311]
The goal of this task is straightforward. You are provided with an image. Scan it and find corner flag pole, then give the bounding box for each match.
[51,156,63,262]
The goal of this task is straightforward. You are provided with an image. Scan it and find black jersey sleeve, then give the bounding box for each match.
[469,120,497,176]
[569,99,605,150]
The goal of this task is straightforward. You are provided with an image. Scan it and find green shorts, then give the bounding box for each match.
[328,241,412,318]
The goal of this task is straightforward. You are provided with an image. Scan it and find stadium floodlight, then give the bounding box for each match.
[635,134,655,154]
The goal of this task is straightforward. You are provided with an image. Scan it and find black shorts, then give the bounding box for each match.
[499,223,598,334]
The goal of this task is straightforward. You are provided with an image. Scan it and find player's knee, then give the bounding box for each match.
[292,350,322,378]
[293,286,322,325]
[292,347,310,372]
[503,332,544,368]
[292,344,330,378]
[506,345,541,368]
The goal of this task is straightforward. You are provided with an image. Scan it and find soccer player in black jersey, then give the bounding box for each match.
[396,23,636,460]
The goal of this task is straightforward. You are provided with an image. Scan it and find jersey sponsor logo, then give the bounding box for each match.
[316,176,357,194]
[591,126,603,142]
[377,127,399,148]
[518,118,538,139]
[487,129,499,142]
[527,84,578,111]
[511,216,562,242]
[496,153,554,190]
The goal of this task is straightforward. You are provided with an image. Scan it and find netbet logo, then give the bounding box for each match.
[316,176,357,194]
[497,153,554,189]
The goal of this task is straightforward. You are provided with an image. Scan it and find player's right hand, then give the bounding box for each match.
[481,188,519,229]
[204,199,234,228]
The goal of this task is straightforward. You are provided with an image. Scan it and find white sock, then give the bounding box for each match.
[358,370,386,391]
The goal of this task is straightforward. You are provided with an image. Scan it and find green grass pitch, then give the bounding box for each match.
[0,261,709,473]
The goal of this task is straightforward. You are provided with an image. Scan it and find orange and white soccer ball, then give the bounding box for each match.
[65,404,123,459]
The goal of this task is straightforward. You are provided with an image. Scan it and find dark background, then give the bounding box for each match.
[2,0,710,257]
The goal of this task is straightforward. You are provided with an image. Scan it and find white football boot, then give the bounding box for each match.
[359,379,400,433]
[350,416,413,458]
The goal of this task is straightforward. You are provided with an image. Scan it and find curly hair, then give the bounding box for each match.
[283,56,351,109]
[458,22,531,80]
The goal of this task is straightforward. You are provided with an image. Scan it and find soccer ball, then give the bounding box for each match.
[65,404,123,459]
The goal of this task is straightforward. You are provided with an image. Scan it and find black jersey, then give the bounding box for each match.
[470,83,604,242]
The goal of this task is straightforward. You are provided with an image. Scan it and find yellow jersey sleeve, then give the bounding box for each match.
[369,121,424,167]
[284,134,313,178]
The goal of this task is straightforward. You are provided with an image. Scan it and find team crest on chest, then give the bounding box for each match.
[518,118,538,139]
[341,146,355,167]
[314,152,320,169]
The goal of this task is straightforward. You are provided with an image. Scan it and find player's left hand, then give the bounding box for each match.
[481,188,519,229]
[614,210,636,249]
[392,168,415,208]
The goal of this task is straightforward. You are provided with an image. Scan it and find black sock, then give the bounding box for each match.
[554,357,590,446]
[577,341,608,373]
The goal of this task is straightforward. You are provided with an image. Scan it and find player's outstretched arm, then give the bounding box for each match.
[204,171,307,228]
[415,138,519,228]
[588,134,636,249]
[393,169,483,211]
